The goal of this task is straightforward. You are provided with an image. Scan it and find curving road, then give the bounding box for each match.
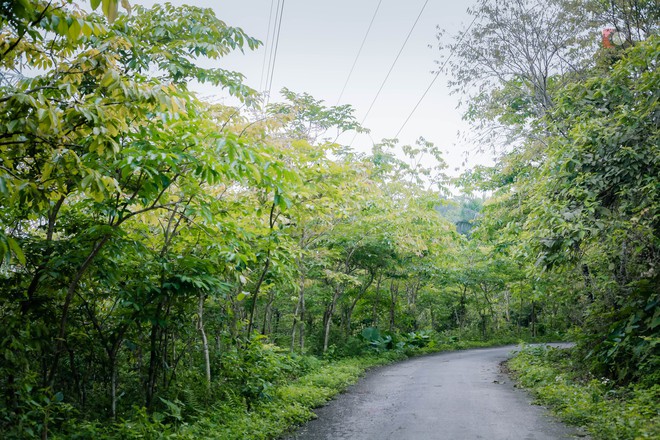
[285,345,584,440]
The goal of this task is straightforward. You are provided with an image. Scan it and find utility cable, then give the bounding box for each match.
[394,13,479,139]
[263,0,280,97]
[336,0,383,105]
[265,0,286,105]
[263,0,282,101]
[350,0,430,146]
[259,0,276,92]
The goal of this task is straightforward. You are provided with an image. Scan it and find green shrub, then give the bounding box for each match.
[509,345,660,439]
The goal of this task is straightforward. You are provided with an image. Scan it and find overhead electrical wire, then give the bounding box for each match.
[351,0,430,146]
[393,13,479,139]
[265,0,286,105]
[259,0,276,92]
[335,0,383,106]
[263,0,281,97]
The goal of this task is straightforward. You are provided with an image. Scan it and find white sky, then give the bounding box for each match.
[133,0,493,175]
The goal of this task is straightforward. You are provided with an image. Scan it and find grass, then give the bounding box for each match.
[52,336,559,439]
[508,344,660,440]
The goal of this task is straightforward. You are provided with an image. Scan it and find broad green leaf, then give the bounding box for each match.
[7,237,26,265]
[102,0,119,23]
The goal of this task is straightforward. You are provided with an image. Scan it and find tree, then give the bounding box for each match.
[437,0,596,149]
[0,1,271,434]
[523,35,659,382]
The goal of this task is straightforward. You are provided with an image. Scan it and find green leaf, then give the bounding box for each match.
[102,0,118,23]
[7,237,26,265]
[121,0,132,15]
[68,18,82,40]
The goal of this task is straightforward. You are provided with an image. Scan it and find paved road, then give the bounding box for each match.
[285,345,584,440]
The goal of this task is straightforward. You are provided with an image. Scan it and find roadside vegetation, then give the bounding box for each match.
[509,345,659,440]
[50,336,536,440]
[1,1,657,438]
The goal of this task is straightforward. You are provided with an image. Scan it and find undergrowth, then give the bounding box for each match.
[43,334,550,439]
[508,345,660,440]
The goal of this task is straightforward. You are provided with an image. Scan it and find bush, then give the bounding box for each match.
[509,345,660,439]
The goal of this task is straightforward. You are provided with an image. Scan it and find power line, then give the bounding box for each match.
[263,0,281,97]
[394,13,479,139]
[259,0,276,92]
[265,0,286,105]
[336,0,383,106]
[351,0,430,146]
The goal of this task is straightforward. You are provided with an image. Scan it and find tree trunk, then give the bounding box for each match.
[48,235,110,386]
[480,312,488,339]
[389,280,399,332]
[372,272,382,326]
[111,356,118,420]
[323,287,341,353]
[299,291,306,352]
[146,319,160,410]
[518,295,523,336]
[582,264,594,302]
[261,289,275,335]
[247,257,270,337]
[273,309,281,335]
[291,297,300,353]
[345,272,375,335]
[198,293,211,390]
[531,300,536,338]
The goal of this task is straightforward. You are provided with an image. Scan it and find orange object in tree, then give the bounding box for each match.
[602,28,615,48]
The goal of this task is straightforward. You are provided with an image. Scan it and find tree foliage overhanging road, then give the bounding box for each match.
[0,0,658,438]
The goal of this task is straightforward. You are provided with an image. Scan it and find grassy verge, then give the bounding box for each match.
[184,352,407,439]
[191,337,540,440]
[56,337,553,439]
[508,345,660,440]
[60,352,406,440]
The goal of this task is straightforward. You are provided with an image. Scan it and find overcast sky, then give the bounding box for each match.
[135,0,491,175]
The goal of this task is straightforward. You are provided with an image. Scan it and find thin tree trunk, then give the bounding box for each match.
[48,235,110,386]
[531,300,536,338]
[299,291,306,352]
[111,357,118,419]
[345,272,375,335]
[198,293,211,389]
[372,272,382,326]
[291,294,301,352]
[323,311,332,353]
[261,289,275,335]
[273,309,281,335]
[248,199,279,336]
[389,280,398,332]
[247,257,271,336]
[323,287,342,352]
[146,318,160,410]
[518,295,523,336]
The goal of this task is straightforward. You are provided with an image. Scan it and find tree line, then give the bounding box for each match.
[1,0,657,437]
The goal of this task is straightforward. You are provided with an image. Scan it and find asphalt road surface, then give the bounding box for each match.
[285,345,584,440]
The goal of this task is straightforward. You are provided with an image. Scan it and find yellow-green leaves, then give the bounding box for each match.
[101,0,118,24]
[88,0,132,24]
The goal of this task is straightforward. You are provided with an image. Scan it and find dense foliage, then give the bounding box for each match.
[451,0,658,386]
[1,0,657,438]
[509,345,659,439]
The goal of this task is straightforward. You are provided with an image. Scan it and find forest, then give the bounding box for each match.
[0,0,658,438]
